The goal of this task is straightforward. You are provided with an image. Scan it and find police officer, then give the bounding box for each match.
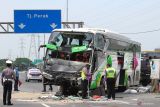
[105,56,116,100]
[1,60,15,105]
[42,76,53,92]
[14,66,20,91]
[81,64,90,99]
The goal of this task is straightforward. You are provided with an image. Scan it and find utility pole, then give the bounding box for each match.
[66,0,69,22]
[20,37,25,58]
[43,34,46,56]
[37,34,40,59]
[28,34,37,60]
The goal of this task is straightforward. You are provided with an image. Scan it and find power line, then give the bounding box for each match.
[84,23,160,35]
[119,28,160,34]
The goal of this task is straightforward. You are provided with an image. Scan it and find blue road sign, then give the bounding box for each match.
[14,10,61,33]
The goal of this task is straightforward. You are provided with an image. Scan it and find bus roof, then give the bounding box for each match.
[53,28,141,46]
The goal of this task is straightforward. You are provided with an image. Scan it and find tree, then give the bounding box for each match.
[0,59,7,72]
[14,58,34,71]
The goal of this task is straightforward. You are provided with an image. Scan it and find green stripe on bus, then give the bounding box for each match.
[71,45,87,53]
[46,44,57,50]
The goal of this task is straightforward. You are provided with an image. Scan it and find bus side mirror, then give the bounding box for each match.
[38,45,46,52]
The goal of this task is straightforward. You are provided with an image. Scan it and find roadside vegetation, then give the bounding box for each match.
[0,58,35,72]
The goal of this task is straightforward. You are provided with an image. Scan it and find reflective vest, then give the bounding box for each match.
[106,67,116,78]
[81,67,87,80]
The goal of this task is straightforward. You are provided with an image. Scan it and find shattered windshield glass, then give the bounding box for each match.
[49,31,93,47]
[46,31,93,63]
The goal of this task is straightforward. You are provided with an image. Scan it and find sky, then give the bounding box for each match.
[0,0,160,60]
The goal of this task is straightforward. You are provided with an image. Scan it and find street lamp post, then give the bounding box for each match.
[66,0,68,22]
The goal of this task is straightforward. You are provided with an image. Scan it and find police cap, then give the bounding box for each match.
[6,60,12,64]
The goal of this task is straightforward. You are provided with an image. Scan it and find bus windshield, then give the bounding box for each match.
[46,31,93,63]
[48,31,93,47]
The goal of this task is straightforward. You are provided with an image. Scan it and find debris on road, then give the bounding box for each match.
[38,95,49,100]
[66,96,82,101]
[137,86,151,93]
[124,89,138,94]
[124,85,152,94]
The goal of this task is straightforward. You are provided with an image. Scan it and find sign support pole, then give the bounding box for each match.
[44,34,46,56]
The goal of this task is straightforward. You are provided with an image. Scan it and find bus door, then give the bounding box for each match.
[117,52,126,86]
[94,33,106,72]
[123,52,133,85]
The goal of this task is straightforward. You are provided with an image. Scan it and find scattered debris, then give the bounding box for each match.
[38,95,49,100]
[124,89,138,94]
[92,95,102,101]
[124,85,152,94]
[137,86,151,93]
[66,96,82,101]
[51,95,64,100]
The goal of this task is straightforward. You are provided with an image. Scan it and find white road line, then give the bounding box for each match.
[86,100,130,104]
[16,99,39,102]
[41,103,50,107]
[131,98,138,101]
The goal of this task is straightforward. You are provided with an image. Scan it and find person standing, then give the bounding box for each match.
[81,64,90,99]
[14,66,20,91]
[105,63,116,100]
[42,84,53,92]
[1,60,16,105]
[42,76,53,92]
[105,55,116,100]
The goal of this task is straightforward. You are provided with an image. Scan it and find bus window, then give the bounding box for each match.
[49,32,93,47]
[94,33,105,50]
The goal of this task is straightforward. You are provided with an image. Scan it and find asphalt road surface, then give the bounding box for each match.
[1,72,160,107]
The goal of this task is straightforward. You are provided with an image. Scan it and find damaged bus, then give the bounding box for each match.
[39,28,141,95]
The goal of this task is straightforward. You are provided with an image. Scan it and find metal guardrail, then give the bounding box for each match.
[0,22,84,34]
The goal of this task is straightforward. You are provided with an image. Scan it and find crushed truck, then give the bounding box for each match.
[39,28,141,95]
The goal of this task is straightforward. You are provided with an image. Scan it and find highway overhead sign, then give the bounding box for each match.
[14,10,61,33]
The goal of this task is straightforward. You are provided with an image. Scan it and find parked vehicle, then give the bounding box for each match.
[39,28,141,95]
[25,68,42,82]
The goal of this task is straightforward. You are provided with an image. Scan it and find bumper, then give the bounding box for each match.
[43,71,79,85]
[27,75,42,80]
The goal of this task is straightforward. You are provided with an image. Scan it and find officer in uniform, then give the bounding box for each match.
[14,66,20,91]
[81,64,90,99]
[1,60,15,105]
[105,55,116,100]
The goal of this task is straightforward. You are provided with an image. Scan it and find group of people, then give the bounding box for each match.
[1,55,116,106]
[0,59,53,106]
[81,55,116,100]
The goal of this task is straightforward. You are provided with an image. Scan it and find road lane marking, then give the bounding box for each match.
[132,98,138,101]
[16,99,39,102]
[85,100,130,104]
[41,103,50,107]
